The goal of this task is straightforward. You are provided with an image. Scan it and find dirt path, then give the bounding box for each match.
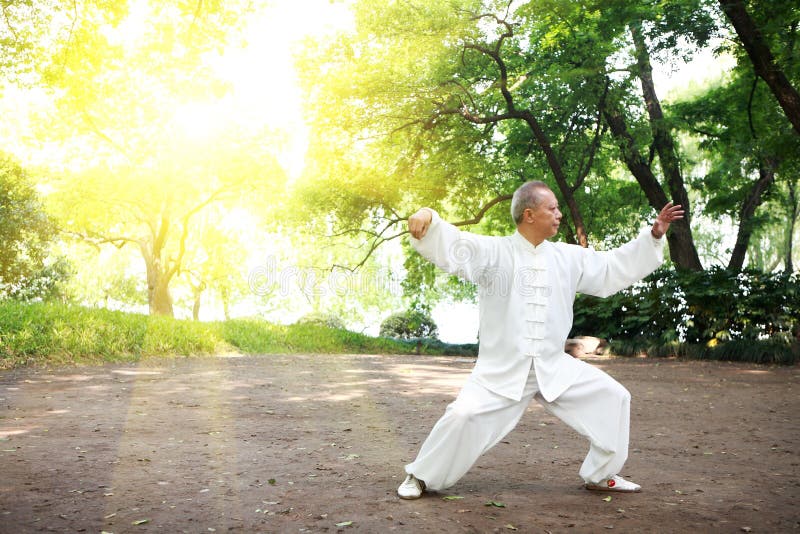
[1,354,798,533]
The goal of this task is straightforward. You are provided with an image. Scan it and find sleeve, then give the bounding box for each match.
[575,228,665,298]
[409,209,499,285]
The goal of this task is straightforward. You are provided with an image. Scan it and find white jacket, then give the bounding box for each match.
[411,210,665,402]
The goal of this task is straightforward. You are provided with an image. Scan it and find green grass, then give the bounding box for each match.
[0,301,477,369]
[3,301,794,369]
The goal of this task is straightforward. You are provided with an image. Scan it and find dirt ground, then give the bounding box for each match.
[0,353,798,533]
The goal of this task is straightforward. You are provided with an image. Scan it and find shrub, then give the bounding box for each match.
[296,312,346,330]
[572,267,799,364]
[380,309,438,340]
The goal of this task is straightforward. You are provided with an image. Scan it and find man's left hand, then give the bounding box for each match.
[651,202,684,239]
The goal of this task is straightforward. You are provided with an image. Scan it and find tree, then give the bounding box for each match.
[295,0,706,275]
[296,0,800,284]
[627,19,704,269]
[718,0,800,135]
[180,208,253,321]
[380,309,439,340]
[50,123,283,316]
[20,0,285,316]
[0,153,57,289]
[670,0,799,271]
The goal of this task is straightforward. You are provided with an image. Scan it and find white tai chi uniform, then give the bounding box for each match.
[405,210,664,490]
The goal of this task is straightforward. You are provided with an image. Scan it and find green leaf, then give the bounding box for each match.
[442,495,464,501]
[335,521,353,527]
[603,496,612,502]
[268,478,276,485]
[132,518,150,525]
[485,501,506,508]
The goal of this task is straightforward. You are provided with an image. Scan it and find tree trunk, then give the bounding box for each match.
[190,281,206,321]
[192,291,201,320]
[602,103,703,270]
[144,250,174,317]
[459,105,588,245]
[149,274,174,316]
[727,158,776,270]
[787,181,797,272]
[221,286,231,320]
[518,110,589,247]
[719,0,800,136]
[459,38,588,247]
[628,24,703,270]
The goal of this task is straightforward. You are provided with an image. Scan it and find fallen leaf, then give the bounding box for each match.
[485,501,506,508]
[335,520,353,527]
[268,479,276,485]
[602,496,612,502]
[442,495,464,501]
[132,519,149,525]
[505,524,518,530]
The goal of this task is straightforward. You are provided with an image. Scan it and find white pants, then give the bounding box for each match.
[405,359,631,490]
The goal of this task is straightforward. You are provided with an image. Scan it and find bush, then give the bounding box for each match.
[609,337,798,365]
[295,312,346,330]
[380,309,438,340]
[572,267,800,364]
[0,154,59,293]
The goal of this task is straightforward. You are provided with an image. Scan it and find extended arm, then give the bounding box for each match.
[578,203,683,298]
[407,208,499,284]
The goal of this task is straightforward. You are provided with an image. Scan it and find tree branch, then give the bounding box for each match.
[719,0,800,135]
[79,107,131,158]
[167,188,229,280]
[747,74,759,139]
[573,83,610,191]
[1,2,19,41]
[65,230,142,250]
[333,194,514,272]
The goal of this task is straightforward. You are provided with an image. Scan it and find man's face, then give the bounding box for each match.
[526,189,562,238]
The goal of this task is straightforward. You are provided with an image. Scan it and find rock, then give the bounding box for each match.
[565,336,608,357]
[565,340,584,358]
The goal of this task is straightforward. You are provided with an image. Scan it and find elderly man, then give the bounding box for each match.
[397,180,683,499]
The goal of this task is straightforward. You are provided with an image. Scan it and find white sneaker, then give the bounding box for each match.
[585,475,641,493]
[397,474,426,499]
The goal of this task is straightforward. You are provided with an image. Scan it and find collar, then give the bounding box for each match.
[512,231,550,254]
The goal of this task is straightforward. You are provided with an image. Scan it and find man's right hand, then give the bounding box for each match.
[408,208,433,239]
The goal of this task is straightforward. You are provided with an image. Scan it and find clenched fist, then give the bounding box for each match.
[408,208,434,239]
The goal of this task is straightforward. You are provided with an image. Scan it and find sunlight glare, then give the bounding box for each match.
[203,1,354,178]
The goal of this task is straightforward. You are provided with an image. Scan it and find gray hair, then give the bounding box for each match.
[510,181,551,225]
